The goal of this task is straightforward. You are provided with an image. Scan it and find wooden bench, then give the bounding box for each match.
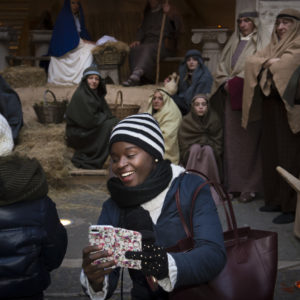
[6,55,50,66]
[68,168,109,186]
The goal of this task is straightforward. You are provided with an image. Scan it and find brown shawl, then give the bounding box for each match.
[178,103,223,165]
[242,9,300,133]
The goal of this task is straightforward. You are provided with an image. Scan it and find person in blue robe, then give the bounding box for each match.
[172,49,213,116]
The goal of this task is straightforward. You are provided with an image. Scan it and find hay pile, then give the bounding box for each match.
[1,66,47,88]
[92,41,130,66]
[14,122,73,188]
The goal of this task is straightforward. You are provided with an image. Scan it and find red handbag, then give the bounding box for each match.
[167,173,278,300]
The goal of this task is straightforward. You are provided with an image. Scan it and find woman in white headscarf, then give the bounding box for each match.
[146,88,182,164]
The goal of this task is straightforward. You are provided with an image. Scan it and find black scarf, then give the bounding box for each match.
[107,160,172,209]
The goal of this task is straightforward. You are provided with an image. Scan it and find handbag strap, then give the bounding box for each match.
[175,180,209,238]
[176,171,240,244]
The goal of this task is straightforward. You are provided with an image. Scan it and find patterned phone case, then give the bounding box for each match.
[89,225,142,269]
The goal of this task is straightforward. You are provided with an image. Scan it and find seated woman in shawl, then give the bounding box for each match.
[48,0,95,85]
[170,49,213,116]
[242,9,300,224]
[178,94,223,186]
[122,0,182,86]
[146,88,182,164]
[65,66,118,169]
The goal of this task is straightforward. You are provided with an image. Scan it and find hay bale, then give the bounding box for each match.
[14,123,72,188]
[92,41,130,66]
[1,66,47,88]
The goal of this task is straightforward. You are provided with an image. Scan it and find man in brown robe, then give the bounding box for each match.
[122,0,182,86]
[242,9,300,224]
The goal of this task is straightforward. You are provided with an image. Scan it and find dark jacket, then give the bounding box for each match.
[0,155,67,299]
[0,75,23,144]
[98,172,226,299]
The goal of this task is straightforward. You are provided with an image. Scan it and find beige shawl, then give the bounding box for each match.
[211,12,269,94]
[242,9,300,133]
[146,89,182,164]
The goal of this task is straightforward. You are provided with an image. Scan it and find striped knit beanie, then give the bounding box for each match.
[109,113,165,160]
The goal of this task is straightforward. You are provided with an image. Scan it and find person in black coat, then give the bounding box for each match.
[0,154,68,299]
[0,75,23,144]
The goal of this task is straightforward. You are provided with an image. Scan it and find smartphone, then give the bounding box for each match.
[89,225,142,269]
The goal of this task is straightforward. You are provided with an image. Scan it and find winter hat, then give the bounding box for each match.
[109,113,165,160]
[82,66,101,78]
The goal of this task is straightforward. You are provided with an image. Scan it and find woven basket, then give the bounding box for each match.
[93,46,125,65]
[109,90,140,120]
[33,89,68,124]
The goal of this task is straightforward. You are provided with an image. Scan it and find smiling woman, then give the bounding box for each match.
[80,113,226,300]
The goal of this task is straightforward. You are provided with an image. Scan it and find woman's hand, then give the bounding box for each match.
[82,39,96,45]
[263,58,280,68]
[130,41,140,48]
[164,77,170,85]
[82,245,116,292]
[126,242,169,280]
[224,81,229,92]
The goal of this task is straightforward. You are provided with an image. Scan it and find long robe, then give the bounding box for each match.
[146,89,182,164]
[242,9,300,212]
[178,104,223,181]
[65,76,118,169]
[47,0,95,85]
[242,9,300,134]
[209,14,268,192]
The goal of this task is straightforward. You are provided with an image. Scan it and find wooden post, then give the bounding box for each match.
[155,0,169,84]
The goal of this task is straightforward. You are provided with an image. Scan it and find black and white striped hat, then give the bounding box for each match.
[109,113,165,160]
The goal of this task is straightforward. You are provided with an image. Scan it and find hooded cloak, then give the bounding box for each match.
[48,0,90,57]
[66,67,118,169]
[242,8,300,133]
[173,49,213,115]
[178,96,223,171]
[146,89,182,164]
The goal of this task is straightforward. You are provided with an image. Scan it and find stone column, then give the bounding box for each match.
[191,28,230,75]
[30,30,52,66]
[0,30,12,71]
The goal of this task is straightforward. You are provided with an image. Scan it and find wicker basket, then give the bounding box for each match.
[93,46,126,65]
[33,89,68,124]
[109,90,140,120]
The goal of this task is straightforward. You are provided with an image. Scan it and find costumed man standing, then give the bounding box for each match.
[242,9,300,224]
[210,11,269,203]
[48,0,95,85]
